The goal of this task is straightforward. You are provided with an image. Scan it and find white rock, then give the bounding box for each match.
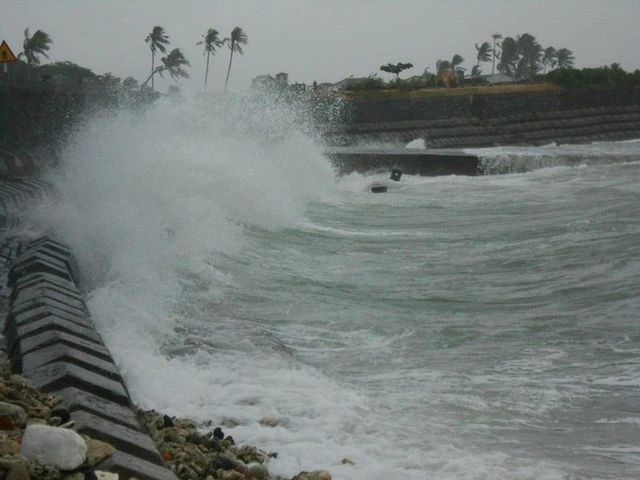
[95,471,119,480]
[20,424,87,470]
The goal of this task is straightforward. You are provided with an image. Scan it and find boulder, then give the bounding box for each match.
[20,424,87,470]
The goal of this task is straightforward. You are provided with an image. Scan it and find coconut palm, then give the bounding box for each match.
[141,48,190,88]
[223,26,248,92]
[436,54,465,85]
[19,28,53,81]
[555,48,575,69]
[491,32,502,74]
[475,41,493,74]
[145,26,170,90]
[515,33,542,79]
[542,46,557,73]
[497,36,518,76]
[197,28,223,91]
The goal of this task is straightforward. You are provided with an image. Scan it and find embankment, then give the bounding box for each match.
[327,86,640,148]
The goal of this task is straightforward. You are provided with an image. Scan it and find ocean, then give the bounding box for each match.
[22,95,640,480]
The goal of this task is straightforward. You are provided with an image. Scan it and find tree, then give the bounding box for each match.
[515,33,542,79]
[542,46,557,73]
[223,26,248,92]
[145,26,170,90]
[471,65,482,77]
[436,54,465,85]
[497,36,518,76]
[474,41,493,76]
[197,28,223,91]
[380,62,413,80]
[141,48,190,88]
[491,32,502,74]
[19,28,53,81]
[555,48,575,69]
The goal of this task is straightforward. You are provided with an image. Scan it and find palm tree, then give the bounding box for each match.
[141,48,190,88]
[555,48,575,69]
[223,26,248,92]
[475,41,493,75]
[515,33,542,79]
[491,32,502,74]
[197,28,223,91]
[145,26,170,90]
[542,46,557,73]
[19,28,53,81]
[436,54,465,85]
[497,36,518,76]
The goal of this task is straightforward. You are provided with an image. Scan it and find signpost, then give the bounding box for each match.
[0,40,18,76]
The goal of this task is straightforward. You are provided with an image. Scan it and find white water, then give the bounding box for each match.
[23,96,640,479]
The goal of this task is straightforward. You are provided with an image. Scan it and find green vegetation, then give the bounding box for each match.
[223,26,248,92]
[380,62,414,80]
[545,64,640,89]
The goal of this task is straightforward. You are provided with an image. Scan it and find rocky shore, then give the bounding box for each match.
[0,353,332,480]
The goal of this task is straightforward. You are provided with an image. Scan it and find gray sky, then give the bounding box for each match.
[4,0,640,92]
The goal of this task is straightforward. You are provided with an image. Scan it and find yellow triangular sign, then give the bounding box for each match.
[0,40,18,63]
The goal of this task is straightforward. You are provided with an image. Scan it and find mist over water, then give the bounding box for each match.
[21,95,640,479]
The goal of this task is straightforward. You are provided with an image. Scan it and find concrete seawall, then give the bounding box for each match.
[325,147,479,176]
[0,152,177,480]
[327,88,640,148]
[0,235,178,480]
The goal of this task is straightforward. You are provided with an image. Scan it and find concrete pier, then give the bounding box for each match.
[324,147,480,176]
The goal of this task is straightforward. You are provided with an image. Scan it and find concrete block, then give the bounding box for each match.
[98,450,178,480]
[19,242,80,285]
[21,343,122,381]
[9,298,89,319]
[27,361,130,406]
[13,283,84,302]
[14,271,80,293]
[54,386,140,429]
[8,305,93,332]
[71,410,163,465]
[13,289,88,314]
[14,329,112,360]
[8,254,73,286]
[5,315,104,357]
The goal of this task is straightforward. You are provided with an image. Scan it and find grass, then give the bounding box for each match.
[342,82,562,100]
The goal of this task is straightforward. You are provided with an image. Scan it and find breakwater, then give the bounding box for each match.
[327,86,640,148]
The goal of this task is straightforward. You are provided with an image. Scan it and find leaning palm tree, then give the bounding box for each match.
[555,48,575,69]
[197,28,223,91]
[497,36,518,76]
[491,32,502,74]
[141,48,190,88]
[19,28,53,81]
[145,26,170,90]
[475,41,493,73]
[436,54,465,85]
[542,46,557,73]
[223,26,248,92]
[515,33,542,79]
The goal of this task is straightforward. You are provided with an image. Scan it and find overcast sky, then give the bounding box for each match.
[4,0,640,92]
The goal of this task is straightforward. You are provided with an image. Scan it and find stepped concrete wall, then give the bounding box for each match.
[0,152,176,480]
[330,87,640,148]
[0,235,178,480]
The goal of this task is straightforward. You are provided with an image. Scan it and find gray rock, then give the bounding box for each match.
[20,424,87,471]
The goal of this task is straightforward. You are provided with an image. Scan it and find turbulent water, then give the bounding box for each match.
[22,95,640,480]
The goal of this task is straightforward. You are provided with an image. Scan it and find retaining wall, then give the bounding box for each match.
[329,87,640,147]
[1,235,177,480]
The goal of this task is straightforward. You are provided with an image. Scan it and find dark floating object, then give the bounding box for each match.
[370,168,402,193]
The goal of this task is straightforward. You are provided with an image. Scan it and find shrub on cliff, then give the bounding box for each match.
[547,64,640,89]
